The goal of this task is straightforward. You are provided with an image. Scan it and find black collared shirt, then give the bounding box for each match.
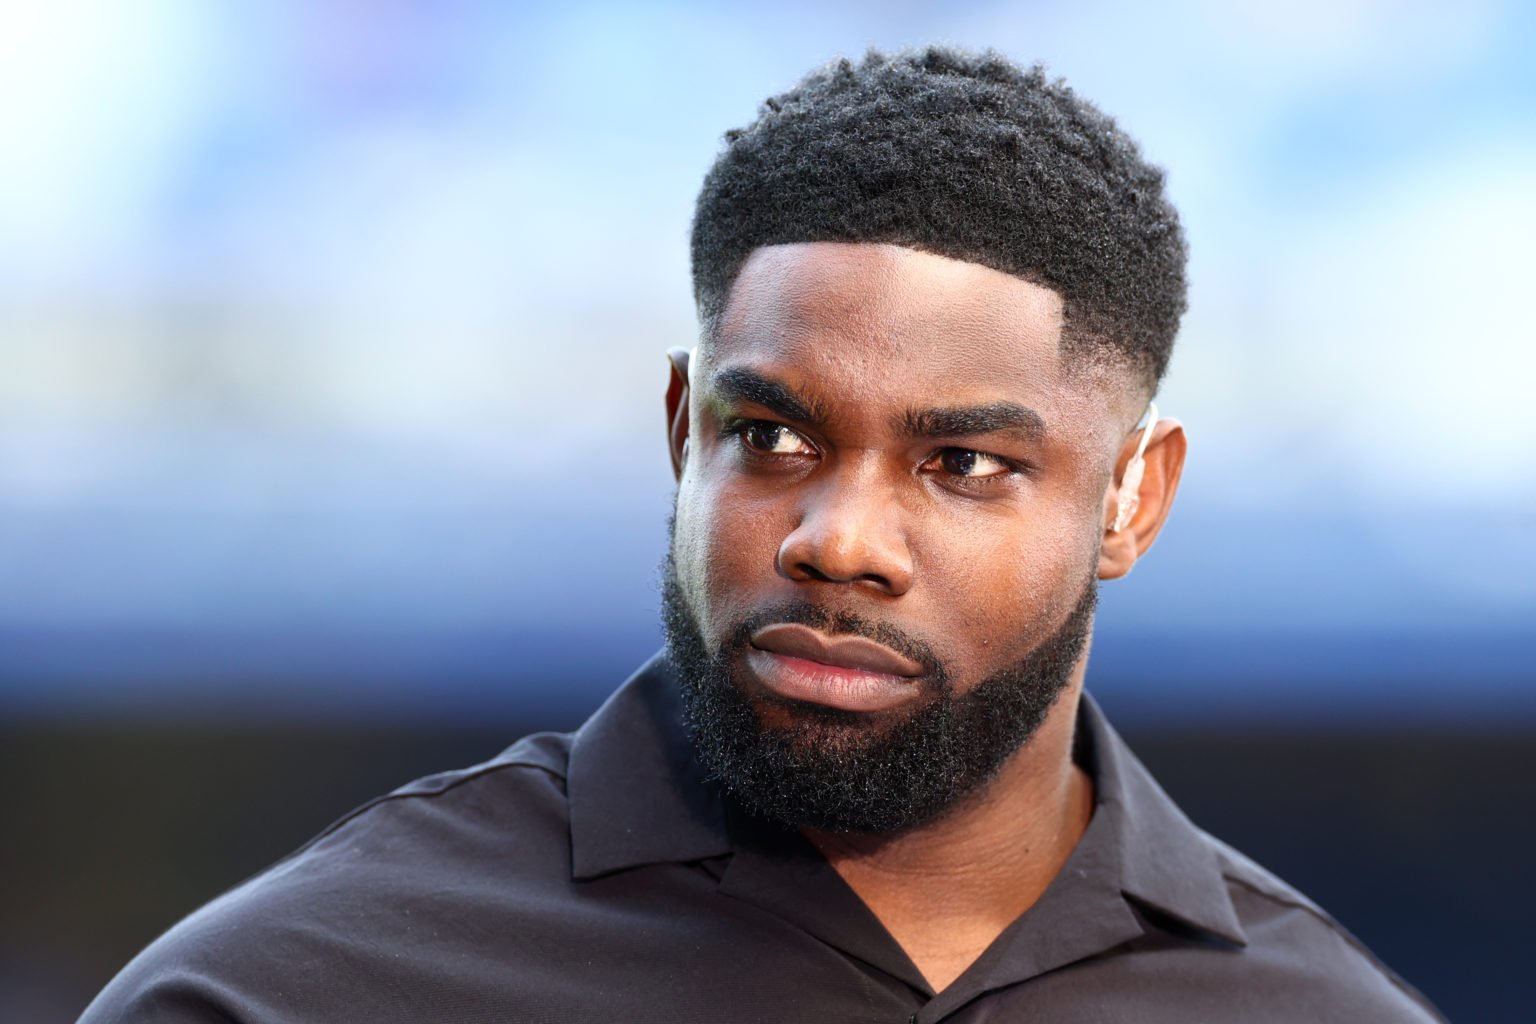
[83,655,1444,1023]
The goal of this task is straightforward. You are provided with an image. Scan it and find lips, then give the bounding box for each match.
[748,623,925,677]
[743,623,927,713]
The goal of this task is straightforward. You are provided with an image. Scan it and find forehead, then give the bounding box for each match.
[710,242,1130,434]
[718,242,1061,370]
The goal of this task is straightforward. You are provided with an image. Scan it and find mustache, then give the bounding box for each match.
[725,600,946,680]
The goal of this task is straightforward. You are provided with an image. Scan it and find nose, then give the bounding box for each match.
[776,470,914,597]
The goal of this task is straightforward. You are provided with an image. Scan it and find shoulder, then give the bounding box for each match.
[1205,832,1447,1024]
[80,731,575,1023]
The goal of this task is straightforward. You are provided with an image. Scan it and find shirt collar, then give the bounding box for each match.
[566,651,1245,948]
[567,652,731,878]
[1080,690,1249,946]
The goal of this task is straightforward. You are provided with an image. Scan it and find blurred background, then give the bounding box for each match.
[2,0,1531,1019]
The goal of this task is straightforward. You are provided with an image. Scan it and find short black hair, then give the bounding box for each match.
[690,46,1186,389]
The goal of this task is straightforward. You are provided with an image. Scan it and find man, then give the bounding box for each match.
[84,47,1443,1022]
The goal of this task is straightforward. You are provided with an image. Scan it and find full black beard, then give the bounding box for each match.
[661,547,1097,836]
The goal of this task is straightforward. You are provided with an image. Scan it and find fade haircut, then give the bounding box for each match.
[690,46,1187,389]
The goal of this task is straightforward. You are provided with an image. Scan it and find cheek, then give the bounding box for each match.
[913,494,1100,657]
[672,462,786,636]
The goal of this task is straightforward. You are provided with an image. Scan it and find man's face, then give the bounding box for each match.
[665,242,1138,833]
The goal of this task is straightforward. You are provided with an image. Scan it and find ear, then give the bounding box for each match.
[665,347,691,480]
[1098,418,1187,580]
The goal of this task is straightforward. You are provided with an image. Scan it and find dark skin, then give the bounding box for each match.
[665,242,1187,991]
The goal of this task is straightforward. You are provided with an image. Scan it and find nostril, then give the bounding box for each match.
[797,563,833,583]
[793,560,895,593]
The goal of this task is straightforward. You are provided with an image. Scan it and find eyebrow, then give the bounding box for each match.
[707,366,830,425]
[707,365,1046,445]
[900,402,1047,445]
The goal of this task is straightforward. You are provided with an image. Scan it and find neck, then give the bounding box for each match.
[801,681,1095,992]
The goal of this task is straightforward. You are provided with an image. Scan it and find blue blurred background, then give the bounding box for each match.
[2,1,1532,1020]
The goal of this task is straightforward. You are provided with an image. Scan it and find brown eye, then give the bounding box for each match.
[930,448,1011,479]
[740,422,814,455]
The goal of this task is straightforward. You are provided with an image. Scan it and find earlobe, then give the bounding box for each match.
[1098,499,1138,581]
[665,347,692,480]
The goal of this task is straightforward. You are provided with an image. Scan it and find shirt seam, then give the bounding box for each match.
[195,755,569,905]
[301,756,568,850]
[1221,873,1448,1023]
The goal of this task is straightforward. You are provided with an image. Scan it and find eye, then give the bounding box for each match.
[924,448,1014,479]
[738,421,815,456]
